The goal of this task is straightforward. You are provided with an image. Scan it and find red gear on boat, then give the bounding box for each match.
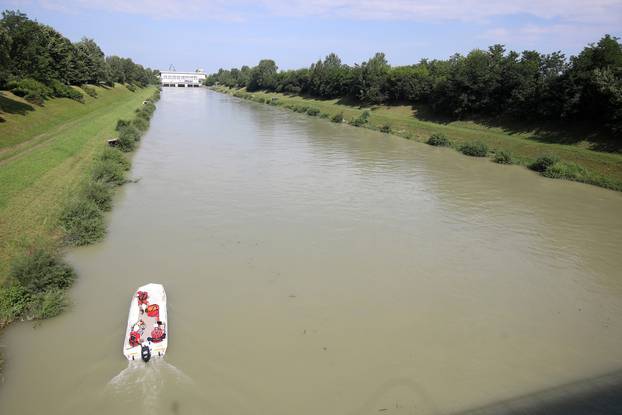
[129,331,141,347]
[146,304,159,318]
[137,291,149,305]
[150,326,165,343]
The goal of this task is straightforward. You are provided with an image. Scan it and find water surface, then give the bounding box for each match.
[2,88,622,415]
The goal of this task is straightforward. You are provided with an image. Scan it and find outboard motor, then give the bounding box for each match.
[141,345,151,363]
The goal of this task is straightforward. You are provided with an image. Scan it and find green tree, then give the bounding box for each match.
[1,10,54,82]
[351,53,390,104]
[565,35,622,131]
[106,55,127,83]
[0,25,10,87]
[387,64,431,102]
[42,25,75,84]
[74,37,108,84]
[247,59,277,91]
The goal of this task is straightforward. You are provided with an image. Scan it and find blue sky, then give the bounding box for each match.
[4,0,622,72]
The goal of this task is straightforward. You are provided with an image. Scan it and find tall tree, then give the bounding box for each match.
[247,59,277,91]
[74,37,108,84]
[0,25,10,87]
[352,52,390,104]
[1,10,54,82]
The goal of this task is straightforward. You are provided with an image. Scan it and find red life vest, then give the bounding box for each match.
[137,291,149,305]
[150,326,164,343]
[129,331,141,347]
[146,304,159,318]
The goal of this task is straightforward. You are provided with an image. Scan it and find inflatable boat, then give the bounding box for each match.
[123,283,168,362]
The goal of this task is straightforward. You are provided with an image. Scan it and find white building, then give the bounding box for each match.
[160,69,206,87]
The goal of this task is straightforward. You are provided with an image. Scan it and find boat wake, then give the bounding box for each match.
[106,360,193,414]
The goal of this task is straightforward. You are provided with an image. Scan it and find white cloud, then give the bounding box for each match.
[12,0,247,21]
[15,0,622,24]
[479,23,614,51]
[11,0,622,46]
[260,0,622,24]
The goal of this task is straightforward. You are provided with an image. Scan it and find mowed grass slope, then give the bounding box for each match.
[216,86,622,188]
[0,84,155,281]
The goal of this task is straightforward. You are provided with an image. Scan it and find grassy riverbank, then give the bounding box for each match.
[213,86,622,192]
[0,84,158,329]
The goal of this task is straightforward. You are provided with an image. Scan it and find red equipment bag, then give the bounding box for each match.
[129,331,141,347]
[146,304,159,318]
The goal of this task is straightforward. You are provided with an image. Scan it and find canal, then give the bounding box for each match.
[1,88,622,414]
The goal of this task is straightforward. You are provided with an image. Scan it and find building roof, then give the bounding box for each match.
[160,70,205,75]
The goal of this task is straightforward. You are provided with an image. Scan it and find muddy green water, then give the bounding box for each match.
[1,88,622,415]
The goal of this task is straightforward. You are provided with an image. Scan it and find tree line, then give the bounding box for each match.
[0,10,159,92]
[206,35,622,137]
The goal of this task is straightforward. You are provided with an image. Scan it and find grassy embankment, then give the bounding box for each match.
[0,84,158,330]
[213,86,622,192]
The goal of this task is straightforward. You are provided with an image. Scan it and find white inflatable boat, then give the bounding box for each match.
[123,283,168,362]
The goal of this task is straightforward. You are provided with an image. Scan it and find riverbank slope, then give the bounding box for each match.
[0,84,155,293]
[213,86,622,192]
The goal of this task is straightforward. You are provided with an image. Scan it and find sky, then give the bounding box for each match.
[3,0,622,72]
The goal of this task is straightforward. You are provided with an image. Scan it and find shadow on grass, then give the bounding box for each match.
[411,103,620,152]
[0,92,35,116]
[244,88,621,153]
[477,117,619,152]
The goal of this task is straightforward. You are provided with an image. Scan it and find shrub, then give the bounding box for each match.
[427,133,451,147]
[530,154,560,172]
[81,84,98,98]
[494,150,513,164]
[132,117,149,132]
[81,180,113,211]
[10,249,75,293]
[8,78,52,98]
[351,110,370,126]
[121,125,141,142]
[331,112,344,123]
[28,289,67,319]
[0,285,30,323]
[49,80,84,102]
[135,108,151,120]
[126,83,137,92]
[100,147,130,170]
[379,124,392,133]
[136,103,155,120]
[142,101,156,114]
[460,141,488,157]
[542,161,589,180]
[306,107,320,116]
[117,125,141,151]
[116,119,131,131]
[293,105,308,113]
[117,134,136,152]
[59,198,106,246]
[91,159,126,185]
